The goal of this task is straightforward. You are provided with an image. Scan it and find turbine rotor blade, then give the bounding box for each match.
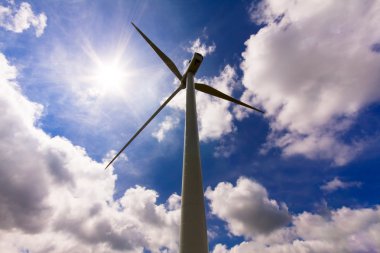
[194,83,264,114]
[105,86,183,169]
[131,22,183,80]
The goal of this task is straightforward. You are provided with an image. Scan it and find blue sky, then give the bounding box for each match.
[1,0,380,252]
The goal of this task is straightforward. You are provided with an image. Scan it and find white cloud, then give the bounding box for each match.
[321,177,361,192]
[209,178,380,253]
[167,193,181,211]
[205,177,291,238]
[187,38,216,56]
[0,52,17,80]
[169,65,239,141]
[0,52,180,252]
[0,1,47,37]
[152,115,180,142]
[240,0,380,165]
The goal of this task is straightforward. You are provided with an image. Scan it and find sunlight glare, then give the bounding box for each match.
[94,61,126,89]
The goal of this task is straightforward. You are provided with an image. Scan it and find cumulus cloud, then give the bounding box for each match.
[0,52,180,252]
[169,64,239,141]
[187,38,216,57]
[321,177,362,192]
[210,179,380,253]
[0,1,47,37]
[205,177,291,238]
[152,115,180,142]
[240,0,380,165]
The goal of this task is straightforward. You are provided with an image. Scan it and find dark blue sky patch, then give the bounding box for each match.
[370,43,380,53]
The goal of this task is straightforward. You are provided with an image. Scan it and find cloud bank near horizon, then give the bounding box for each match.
[208,178,380,253]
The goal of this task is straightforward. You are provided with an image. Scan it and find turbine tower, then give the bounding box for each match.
[105,23,264,253]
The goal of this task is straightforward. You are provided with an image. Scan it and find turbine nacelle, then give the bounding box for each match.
[180,52,203,89]
[181,52,203,88]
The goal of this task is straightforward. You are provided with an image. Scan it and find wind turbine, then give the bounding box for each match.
[105,23,264,253]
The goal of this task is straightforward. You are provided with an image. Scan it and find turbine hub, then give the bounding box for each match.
[181,52,203,87]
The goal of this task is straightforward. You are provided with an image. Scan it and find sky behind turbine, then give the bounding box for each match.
[1,0,380,252]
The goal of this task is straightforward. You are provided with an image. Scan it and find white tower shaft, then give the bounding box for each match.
[179,72,209,253]
[106,23,264,253]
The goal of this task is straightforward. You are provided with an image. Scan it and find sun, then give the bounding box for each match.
[83,57,133,98]
[94,61,127,89]
[81,41,134,98]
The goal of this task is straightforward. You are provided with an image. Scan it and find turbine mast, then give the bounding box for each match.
[180,72,208,253]
[105,23,264,253]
